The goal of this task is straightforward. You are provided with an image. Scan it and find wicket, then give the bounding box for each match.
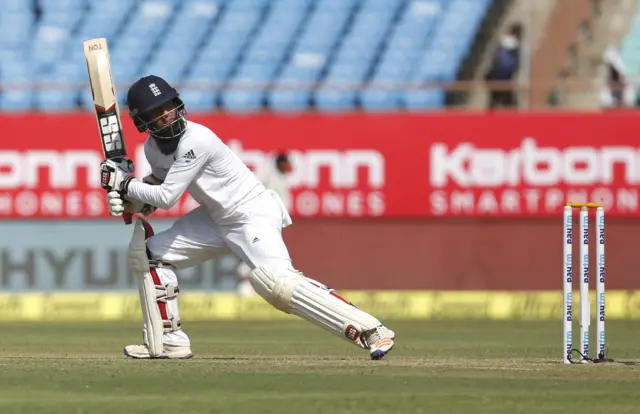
[563,202,606,364]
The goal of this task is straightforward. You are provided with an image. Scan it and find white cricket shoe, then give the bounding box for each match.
[363,325,395,360]
[123,344,193,359]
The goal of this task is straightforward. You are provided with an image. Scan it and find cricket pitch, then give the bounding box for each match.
[1,320,640,413]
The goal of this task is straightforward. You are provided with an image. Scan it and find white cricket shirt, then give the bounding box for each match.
[127,120,266,223]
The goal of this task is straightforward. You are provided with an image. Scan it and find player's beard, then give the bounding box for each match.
[152,135,181,155]
[150,117,187,155]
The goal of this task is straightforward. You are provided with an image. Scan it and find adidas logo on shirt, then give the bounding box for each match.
[181,149,196,162]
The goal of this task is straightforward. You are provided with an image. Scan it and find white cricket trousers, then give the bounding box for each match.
[145,190,294,346]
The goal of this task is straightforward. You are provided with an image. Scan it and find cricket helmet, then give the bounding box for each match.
[126,75,187,152]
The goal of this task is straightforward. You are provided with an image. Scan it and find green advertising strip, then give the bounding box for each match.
[0,291,637,321]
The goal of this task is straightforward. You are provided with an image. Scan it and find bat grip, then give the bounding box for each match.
[120,189,133,225]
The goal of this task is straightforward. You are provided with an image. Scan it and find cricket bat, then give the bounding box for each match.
[83,37,132,224]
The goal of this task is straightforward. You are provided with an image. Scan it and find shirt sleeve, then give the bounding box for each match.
[127,142,211,210]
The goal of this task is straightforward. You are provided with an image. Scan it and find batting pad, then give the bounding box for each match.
[251,266,381,347]
[128,218,164,357]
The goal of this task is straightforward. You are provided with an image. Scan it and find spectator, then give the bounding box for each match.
[599,45,636,109]
[261,151,293,213]
[485,23,523,109]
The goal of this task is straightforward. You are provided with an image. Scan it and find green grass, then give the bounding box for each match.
[1,320,640,413]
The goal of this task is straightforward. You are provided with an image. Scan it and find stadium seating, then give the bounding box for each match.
[0,0,492,112]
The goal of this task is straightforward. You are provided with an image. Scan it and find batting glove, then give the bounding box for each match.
[106,190,156,217]
[106,190,125,217]
[100,158,137,193]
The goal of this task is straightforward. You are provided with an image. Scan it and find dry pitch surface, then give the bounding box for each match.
[1,320,640,413]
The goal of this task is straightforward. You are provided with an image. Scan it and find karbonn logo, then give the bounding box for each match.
[430,138,640,187]
[0,150,103,189]
[227,140,385,189]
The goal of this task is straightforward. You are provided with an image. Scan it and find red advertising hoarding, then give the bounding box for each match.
[1,111,640,219]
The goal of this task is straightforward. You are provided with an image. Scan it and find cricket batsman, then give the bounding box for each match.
[100,75,396,360]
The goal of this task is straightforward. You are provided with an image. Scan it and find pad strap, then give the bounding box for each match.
[155,282,182,333]
[149,259,176,270]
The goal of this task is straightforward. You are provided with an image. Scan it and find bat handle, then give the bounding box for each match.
[123,212,133,225]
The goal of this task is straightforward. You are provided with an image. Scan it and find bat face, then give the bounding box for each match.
[83,37,127,160]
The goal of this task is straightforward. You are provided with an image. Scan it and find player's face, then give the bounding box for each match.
[148,102,177,129]
[277,160,292,174]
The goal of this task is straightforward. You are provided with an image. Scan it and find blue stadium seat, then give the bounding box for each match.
[189,61,232,83]
[31,25,71,72]
[268,89,310,111]
[402,90,446,110]
[267,0,359,112]
[197,0,270,112]
[159,1,220,51]
[4,0,33,12]
[220,63,272,112]
[180,90,218,112]
[360,0,444,110]
[35,89,79,112]
[268,64,318,111]
[313,89,356,111]
[74,10,118,30]
[224,0,312,112]
[39,0,87,11]
[225,0,269,11]
[111,64,140,95]
[34,62,85,111]
[180,73,219,112]
[86,0,136,8]
[197,6,264,71]
[0,12,34,50]
[0,61,35,111]
[109,43,154,75]
[267,71,319,111]
[84,0,133,21]
[356,89,397,111]
[40,11,83,28]
[399,0,490,109]
[319,0,358,11]
[314,1,403,112]
[72,14,128,47]
[363,0,401,12]
[0,91,34,111]
[219,91,263,112]
[1,61,34,79]
[118,1,176,42]
[182,62,231,108]
[79,88,96,110]
[141,60,185,85]
[242,0,310,64]
[0,46,27,62]
[0,0,492,112]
